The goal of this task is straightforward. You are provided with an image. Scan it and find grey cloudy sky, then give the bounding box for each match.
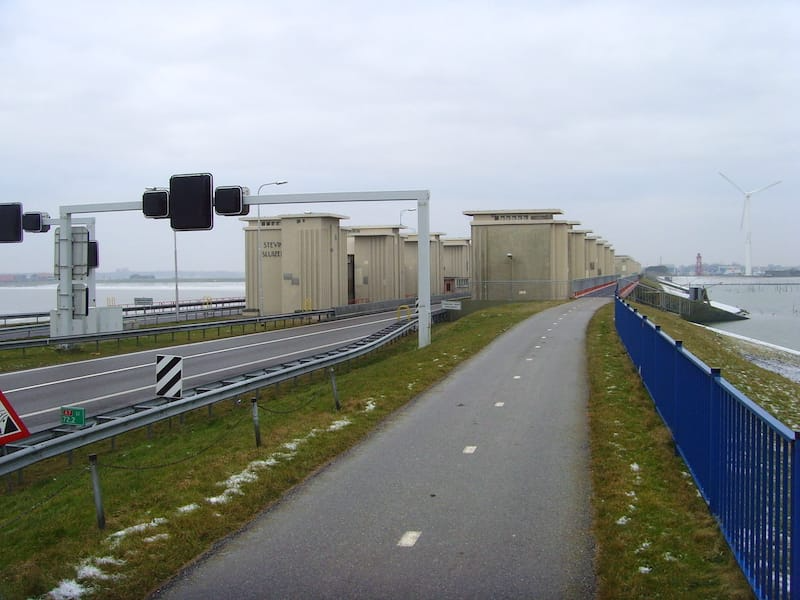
[1,0,797,272]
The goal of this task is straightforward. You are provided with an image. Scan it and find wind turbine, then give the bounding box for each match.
[718,172,781,276]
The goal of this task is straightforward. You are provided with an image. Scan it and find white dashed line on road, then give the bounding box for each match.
[463,446,477,454]
[397,531,422,547]
[494,402,505,407]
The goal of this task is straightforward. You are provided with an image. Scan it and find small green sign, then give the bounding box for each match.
[61,406,85,426]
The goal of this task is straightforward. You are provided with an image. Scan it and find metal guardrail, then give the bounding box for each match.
[0,309,335,352]
[0,316,426,477]
[0,297,246,326]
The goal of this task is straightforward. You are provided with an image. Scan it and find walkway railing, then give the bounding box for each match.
[615,297,799,600]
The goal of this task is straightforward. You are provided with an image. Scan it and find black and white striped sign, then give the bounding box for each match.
[155,354,183,398]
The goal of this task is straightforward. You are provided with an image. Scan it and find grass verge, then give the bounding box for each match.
[587,302,756,598]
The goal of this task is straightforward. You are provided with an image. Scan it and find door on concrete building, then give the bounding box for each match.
[347,254,356,304]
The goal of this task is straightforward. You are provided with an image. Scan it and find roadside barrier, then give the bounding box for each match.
[615,296,798,600]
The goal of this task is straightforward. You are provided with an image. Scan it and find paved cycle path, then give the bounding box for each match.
[153,297,607,599]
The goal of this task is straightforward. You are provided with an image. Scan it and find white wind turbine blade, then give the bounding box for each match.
[719,171,747,195]
[750,180,782,195]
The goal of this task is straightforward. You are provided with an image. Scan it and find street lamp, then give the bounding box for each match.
[507,253,513,301]
[400,208,417,230]
[255,181,288,316]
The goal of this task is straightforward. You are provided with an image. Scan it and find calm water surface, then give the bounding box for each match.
[0,281,245,314]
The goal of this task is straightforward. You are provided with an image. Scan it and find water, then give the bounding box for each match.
[672,276,800,352]
[3,276,798,353]
[0,281,245,315]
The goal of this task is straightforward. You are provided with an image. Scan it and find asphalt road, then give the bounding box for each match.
[0,312,401,432]
[153,297,607,599]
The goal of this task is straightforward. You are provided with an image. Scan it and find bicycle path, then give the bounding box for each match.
[153,297,607,599]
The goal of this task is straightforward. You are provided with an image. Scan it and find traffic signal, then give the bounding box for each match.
[88,240,99,269]
[169,173,213,231]
[0,203,23,243]
[22,212,51,233]
[214,186,250,216]
[143,189,169,219]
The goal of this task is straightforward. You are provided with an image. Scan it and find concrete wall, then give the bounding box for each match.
[466,210,571,300]
[346,226,404,303]
[615,255,642,276]
[403,233,444,298]
[243,213,347,314]
[568,230,587,281]
[442,237,471,294]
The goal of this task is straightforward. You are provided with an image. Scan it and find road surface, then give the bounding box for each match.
[153,297,606,599]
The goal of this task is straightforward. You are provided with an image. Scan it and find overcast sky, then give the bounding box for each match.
[1,0,797,273]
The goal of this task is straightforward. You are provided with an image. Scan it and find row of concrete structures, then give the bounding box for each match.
[241,208,642,315]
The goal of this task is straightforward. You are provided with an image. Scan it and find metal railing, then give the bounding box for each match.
[0,316,428,478]
[615,297,799,600]
[0,309,334,352]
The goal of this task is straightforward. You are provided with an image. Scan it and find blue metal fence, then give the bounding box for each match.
[615,297,800,600]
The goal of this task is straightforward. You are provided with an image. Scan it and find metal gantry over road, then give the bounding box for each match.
[0,178,433,348]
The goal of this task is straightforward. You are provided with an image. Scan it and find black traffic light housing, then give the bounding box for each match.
[22,212,51,233]
[0,203,23,243]
[143,189,170,219]
[169,173,213,231]
[214,186,250,216]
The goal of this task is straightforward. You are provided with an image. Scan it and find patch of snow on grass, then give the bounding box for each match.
[663,552,678,562]
[327,418,351,431]
[616,516,630,525]
[144,533,170,543]
[108,518,168,547]
[638,566,652,574]
[48,579,90,600]
[177,503,199,514]
[630,463,640,472]
[77,563,105,581]
[634,541,651,554]
[364,399,377,411]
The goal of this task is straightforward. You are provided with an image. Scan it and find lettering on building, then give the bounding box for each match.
[262,240,282,258]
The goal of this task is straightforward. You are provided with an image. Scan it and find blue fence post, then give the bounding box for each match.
[791,434,800,600]
[709,368,722,516]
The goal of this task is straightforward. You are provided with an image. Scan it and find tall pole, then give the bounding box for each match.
[173,230,180,322]
[255,181,287,315]
[417,197,431,347]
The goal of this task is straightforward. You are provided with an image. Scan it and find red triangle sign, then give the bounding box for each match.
[0,389,30,445]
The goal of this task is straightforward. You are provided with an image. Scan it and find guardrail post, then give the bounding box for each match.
[791,434,800,600]
[709,368,722,515]
[329,367,341,411]
[89,453,106,530]
[251,397,262,448]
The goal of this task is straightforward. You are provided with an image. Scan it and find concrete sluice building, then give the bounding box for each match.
[242,213,348,315]
[442,238,471,295]
[466,209,573,300]
[464,209,632,301]
[345,225,405,304]
[402,233,445,298]
[241,207,638,315]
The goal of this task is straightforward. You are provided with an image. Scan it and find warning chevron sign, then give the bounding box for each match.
[0,389,30,445]
[156,354,183,399]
